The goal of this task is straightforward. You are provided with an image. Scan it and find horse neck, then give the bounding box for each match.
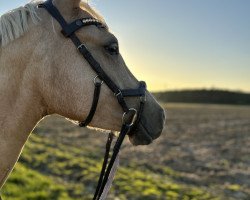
[0,38,46,189]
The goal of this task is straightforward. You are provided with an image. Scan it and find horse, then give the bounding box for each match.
[0,0,166,196]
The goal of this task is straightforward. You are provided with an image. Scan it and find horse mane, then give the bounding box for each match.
[0,1,105,47]
[0,1,41,46]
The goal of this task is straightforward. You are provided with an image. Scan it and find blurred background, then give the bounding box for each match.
[1,0,250,200]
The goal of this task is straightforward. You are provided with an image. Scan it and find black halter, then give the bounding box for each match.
[37,1,146,199]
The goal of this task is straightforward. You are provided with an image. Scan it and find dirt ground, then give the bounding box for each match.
[36,103,250,200]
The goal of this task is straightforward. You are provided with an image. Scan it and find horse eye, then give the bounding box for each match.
[105,43,119,55]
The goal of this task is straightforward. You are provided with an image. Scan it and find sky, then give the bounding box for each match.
[1,0,250,92]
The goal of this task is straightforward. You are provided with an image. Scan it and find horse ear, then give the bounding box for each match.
[53,0,81,16]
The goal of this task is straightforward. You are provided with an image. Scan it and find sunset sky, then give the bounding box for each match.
[1,0,250,92]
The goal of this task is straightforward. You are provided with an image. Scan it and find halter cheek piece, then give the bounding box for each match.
[38,1,147,199]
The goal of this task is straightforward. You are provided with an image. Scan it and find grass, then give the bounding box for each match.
[2,163,73,200]
[2,134,217,200]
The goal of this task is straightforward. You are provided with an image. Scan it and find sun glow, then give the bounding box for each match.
[1,0,250,93]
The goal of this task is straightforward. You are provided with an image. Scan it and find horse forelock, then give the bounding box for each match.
[80,2,107,27]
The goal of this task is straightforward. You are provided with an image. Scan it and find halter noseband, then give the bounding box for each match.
[38,0,147,199]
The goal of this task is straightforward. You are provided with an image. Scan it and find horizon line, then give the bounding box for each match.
[151,87,250,94]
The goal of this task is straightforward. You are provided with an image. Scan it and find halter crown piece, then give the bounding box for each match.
[35,1,147,200]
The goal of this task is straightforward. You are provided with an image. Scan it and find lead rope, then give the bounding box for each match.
[94,124,131,200]
[93,133,114,199]
[99,154,120,200]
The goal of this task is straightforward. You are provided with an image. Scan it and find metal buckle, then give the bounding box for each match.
[122,108,138,127]
[115,90,122,97]
[77,43,86,50]
[94,75,104,85]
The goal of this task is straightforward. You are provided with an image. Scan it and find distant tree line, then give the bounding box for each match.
[154,89,250,105]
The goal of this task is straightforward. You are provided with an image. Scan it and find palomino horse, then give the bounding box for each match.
[0,0,165,198]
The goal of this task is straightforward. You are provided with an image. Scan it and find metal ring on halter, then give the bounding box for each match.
[122,108,138,126]
[94,75,104,85]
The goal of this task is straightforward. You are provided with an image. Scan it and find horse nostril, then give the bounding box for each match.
[150,108,166,140]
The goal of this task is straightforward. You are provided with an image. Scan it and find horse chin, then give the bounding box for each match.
[128,123,154,146]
